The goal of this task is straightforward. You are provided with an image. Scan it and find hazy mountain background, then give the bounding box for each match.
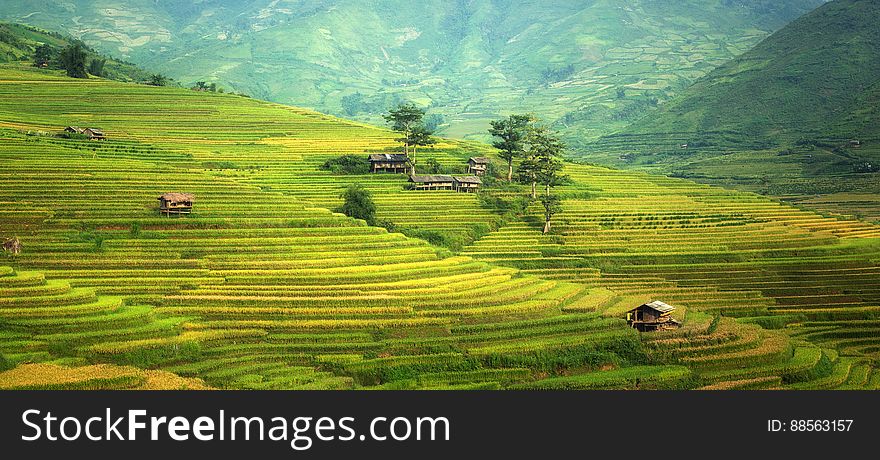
[583,0,880,193]
[0,0,826,145]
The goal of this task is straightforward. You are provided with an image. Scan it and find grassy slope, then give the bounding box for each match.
[0,0,824,144]
[581,0,880,221]
[1,63,879,389]
[0,22,150,82]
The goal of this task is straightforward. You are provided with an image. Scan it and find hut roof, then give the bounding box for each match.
[469,157,490,164]
[84,128,105,136]
[631,300,676,314]
[409,174,454,183]
[453,175,482,184]
[158,193,195,202]
[369,153,409,162]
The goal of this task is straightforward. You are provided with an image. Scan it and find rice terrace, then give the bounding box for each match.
[1,0,880,391]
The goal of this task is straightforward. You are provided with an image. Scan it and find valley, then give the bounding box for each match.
[1,62,879,389]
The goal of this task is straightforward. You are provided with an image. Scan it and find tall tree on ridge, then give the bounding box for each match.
[540,194,562,235]
[489,114,533,182]
[384,102,426,158]
[530,126,566,197]
[528,125,566,234]
[407,124,436,175]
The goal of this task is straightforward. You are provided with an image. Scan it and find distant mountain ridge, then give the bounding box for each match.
[582,0,880,186]
[0,0,825,144]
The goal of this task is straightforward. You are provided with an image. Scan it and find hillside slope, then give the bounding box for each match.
[583,0,880,203]
[0,22,149,82]
[2,63,879,389]
[0,0,825,144]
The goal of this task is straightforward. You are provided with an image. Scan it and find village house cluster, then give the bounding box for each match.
[367,154,486,192]
[63,126,105,140]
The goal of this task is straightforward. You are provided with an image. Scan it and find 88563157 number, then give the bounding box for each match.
[768,419,853,432]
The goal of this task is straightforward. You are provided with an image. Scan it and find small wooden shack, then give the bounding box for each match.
[158,193,194,216]
[2,237,22,255]
[369,154,410,173]
[467,157,490,175]
[453,175,482,192]
[83,128,105,140]
[850,140,862,148]
[409,175,455,191]
[626,300,682,332]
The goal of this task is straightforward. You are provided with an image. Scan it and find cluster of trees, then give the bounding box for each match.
[35,43,106,79]
[192,81,221,92]
[489,114,566,234]
[33,42,170,87]
[383,103,437,175]
[147,74,169,86]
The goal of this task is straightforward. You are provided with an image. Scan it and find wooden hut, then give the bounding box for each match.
[158,193,194,216]
[63,126,105,140]
[2,237,22,255]
[467,157,490,175]
[369,154,410,173]
[408,175,455,191]
[453,175,482,192]
[626,300,682,332]
[850,140,862,148]
[83,128,105,140]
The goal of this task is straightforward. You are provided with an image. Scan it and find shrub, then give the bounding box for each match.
[320,155,370,174]
[339,184,376,225]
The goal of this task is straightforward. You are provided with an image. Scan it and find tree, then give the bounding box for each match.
[88,58,106,77]
[34,44,54,68]
[193,81,209,91]
[341,92,366,116]
[529,127,566,196]
[383,103,425,157]
[425,158,443,174]
[540,194,562,234]
[59,44,87,78]
[339,184,376,225]
[489,114,533,182]
[407,124,436,174]
[515,153,541,199]
[148,74,168,86]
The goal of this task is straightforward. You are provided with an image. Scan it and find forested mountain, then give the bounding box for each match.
[583,0,880,195]
[0,0,825,142]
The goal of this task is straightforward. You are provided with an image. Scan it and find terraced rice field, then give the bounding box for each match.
[463,164,880,388]
[1,64,878,389]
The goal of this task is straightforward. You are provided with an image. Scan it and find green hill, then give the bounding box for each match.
[2,63,880,389]
[0,22,149,82]
[582,0,880,218]
[0,0,825,143]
